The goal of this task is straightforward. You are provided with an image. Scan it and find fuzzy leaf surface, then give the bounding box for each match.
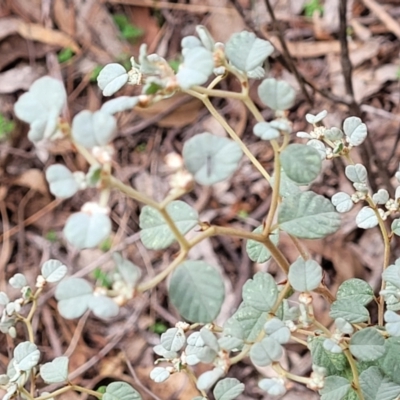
[359,366,400,400]
[320,376,351,400]
[242,272,278,312]
[246,227,279,263]
[280,144,321,185]
[349,328,385,361]
[213,378,245,400]
[139,201,198,250]
[183,133,242,185]
[46,165,79,199]
[103,382,142,400]
[40,357,69,383]
[169,261,224,323]
[258,78,296,111]
[278,191,341,239]
[288,258,322,292]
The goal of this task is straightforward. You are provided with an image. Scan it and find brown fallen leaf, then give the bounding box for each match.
[12,169,48,196]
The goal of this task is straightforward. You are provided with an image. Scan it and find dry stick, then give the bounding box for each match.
[263,0,313,105]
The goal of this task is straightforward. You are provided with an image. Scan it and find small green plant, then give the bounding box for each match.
[303,0,324,17]
[10,24,400,400]
[113,14,143,41]
[57,47,75,63]
[0,114,15,141]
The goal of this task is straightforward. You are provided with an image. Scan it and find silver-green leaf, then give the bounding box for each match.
[250,337,282,366]
[288,258,322,292]
[40,356,69,384]
[183,133,243,185]
[14,342,40,371]
[41,259,67,283]
[258,78,296,111]
[278,191,341,239]
[46,164,79,199]
[169,261,225,323]
[242,272,278,312]
[103,382,142,400]
[280,144,322,185]
[359,366,400,400]
[349,328,385,361]
[139,201,198,250]
[213,378,245,400]
[320,376,351,400]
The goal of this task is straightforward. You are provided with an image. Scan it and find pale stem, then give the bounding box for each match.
[33,384,102,400]
[272,362,311,385]
[343,348,364,400]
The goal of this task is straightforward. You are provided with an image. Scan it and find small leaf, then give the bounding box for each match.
[382,263,400,288]
[182,133,243,186]
[150,367,170,383]
[246,227,279,263]
[213,378,245,400]
[306,110,327,124]
[320,376,351,400]
[331,192,354,213]
[307,139,327,160]
[253,122,279,140]
[101,96,139,114]
[139,201,198,250]
[380,337,400,384]
[103,381,142,400]
[345,164,368,183]
[323,338,343,354]
[349,328,385,361]
[258,378,286,396]
[264,318,291,344]
[242,271,278,312]
[359,366,400,400]
[278,191,341,239]
[336,279,374,306]
[14,342,40,371]
[14,76,66,142]
[335,318,354,335]
[64,211,112,250]
[385,310,400,337]
[40,357,69,383]
[72,110,117,149]
[46,165,79,199]
[288,258,322,292]
[41,259,67,283]
[55,278,93,319]
[169,261,225,323]
[88,295,119,319]
[113,253,141,287]
[218,336,244,351]
[280,144,322,185]
[9,273,27,288]
[97,63,128,96]
[343,116,367,146]
[200,327,219,353]
[258,78,296,111]
[225,31,273,76]
[250,337,282,366]
[392,219,400,236]
[176,47,214,89]
[325,127,343,141]
[329,299,369,323]
[356,207,378,229]
[197,368,224,391]
[160,328,186,352]
[372,189,389,205]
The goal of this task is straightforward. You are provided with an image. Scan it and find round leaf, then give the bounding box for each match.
[336,278,374,306]
[169,261,225,323]
[359,366,400,400]
[72,110,117,149]
[250,337,282,366]
[258,78,296,111]
[253,122,279,140]
[14,342,40,371]
[280,144,321,185]
[349,328,385,361]
[41,260,67,283]
[101,96,139,114]
[246,227,279,263]
[306,110,327,124]
[182,133,243,185]
[264,318,291,344]
[242,271,278,312]
[103,382,141,400]
[343,116,367,146]
[55,278,93,319]
[197,368,224,391]
[46,164,79,199]
[97,63,128,96]
[225,31,273,75]
[40,356,69,383]
[258,378,286,396]
[331,192,354,213]
[382,264,400,289]
[150,367,170,383]
[392,219,400,236]
[160,327,186,352]
[278,191,341,239]
[9,273,27,289]
[113,253,141,287]
[345,164,367,183]
[356,206,378,229]
[14,76,66,142]
[329,300,369,323]
[213,378,245,400]
[373,189,389,205]
[63,211,111,249]
[385,310,400,337]
[320,376,351,400]
[88,295,119,319]
[288,258,322,292]
[139,201,198,250]
[176,47,214,89]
